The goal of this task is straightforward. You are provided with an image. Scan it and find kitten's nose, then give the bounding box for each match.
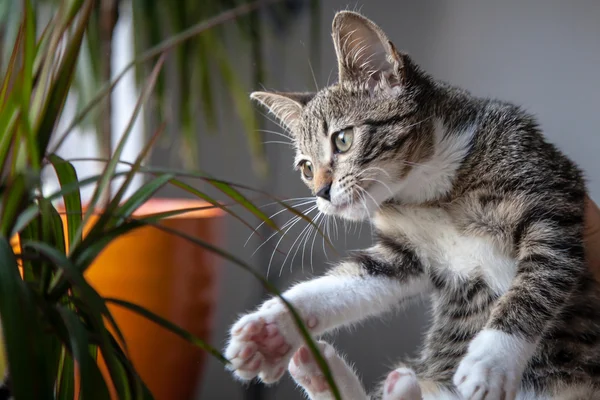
[316,182,332,201]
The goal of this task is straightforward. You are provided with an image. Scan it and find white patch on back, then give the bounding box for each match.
[375,207,517,295]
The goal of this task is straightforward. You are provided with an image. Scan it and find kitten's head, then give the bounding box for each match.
[252,11,441,221]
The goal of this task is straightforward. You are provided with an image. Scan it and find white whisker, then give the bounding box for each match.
[268,206,318,277]
[356,166,390,178]
[256,129,293,141]
[282,211,319,275]
[245,199,316,246]
[263,141,295,146]
[310,214,325,272]
[360,177,394,197]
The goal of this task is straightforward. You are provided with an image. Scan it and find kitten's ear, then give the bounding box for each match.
[250,91,314,132]
[332,11,411,91]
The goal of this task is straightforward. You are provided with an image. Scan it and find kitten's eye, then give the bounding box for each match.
[300,161,314,180]
[333,128,354,153]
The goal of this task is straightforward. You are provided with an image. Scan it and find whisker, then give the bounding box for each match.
[301,215,317,272]
[245,199,316,246]
[356,185,382,213]
[310,213,325,272]
[253,204,317,257]
[304,43,319,91]
[257,111,294,137]
[290,220,314,273]
[404,115,433,131]
[258,197,315,209]
[356,166,390,178]
[397,160,434,169]
[333,216,339,241]
[253,215,300,257]
[268,206,318,277]
[322,215,331,261]
[256,129,293,141]
[263,141,295,146]
[326,66,336,87]
[282,212,318,275]
[360,177,394,197]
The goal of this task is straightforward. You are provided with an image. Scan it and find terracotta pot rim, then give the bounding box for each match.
[56,198,224,219]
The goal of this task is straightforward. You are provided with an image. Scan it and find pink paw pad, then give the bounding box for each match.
[383,368,422,400]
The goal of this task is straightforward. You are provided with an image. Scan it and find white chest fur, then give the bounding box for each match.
[374,206,517,295]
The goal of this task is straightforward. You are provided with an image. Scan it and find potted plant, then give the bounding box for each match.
[1,1,341,399]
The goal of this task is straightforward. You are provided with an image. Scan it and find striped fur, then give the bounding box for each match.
[227,10,598,400]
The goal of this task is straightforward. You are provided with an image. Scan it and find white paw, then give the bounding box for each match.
[288,341,337,396]
[224,297,319,384]
[382,368,422,400]
[290,341,369,400]
[453,329,534,400]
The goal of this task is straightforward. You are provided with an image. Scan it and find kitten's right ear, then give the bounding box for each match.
[250,91,314,133]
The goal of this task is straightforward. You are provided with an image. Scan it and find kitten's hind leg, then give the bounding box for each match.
[382,368,422,400]
[379,366,459,400]
[288,341,368,400]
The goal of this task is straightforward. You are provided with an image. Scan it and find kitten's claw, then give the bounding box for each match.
[225,298,318,384]
[382,368,422,400]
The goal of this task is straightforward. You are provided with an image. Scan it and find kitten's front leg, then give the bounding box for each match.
[224,242,429,384]
[454,200,586,400]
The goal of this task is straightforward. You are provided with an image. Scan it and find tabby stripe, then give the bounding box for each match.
[363,110,417,127]
[513,206,583,249]
[360,131,413,166]
[353,242,423,279]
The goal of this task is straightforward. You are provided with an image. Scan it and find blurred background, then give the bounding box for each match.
[2,0,600,399]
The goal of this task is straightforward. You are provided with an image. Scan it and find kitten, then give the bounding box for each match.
[224,10,600,400]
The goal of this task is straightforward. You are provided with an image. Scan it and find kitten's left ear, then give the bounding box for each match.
[332,11,412,91]
[250,91,314,133]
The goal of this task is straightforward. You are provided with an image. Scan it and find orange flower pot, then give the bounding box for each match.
[11,198,224,400]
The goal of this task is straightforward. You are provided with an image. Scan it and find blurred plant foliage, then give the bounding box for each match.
[0,0,320,174]
[0,0,340,399]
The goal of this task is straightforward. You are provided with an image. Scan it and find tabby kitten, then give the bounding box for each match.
[224,10,600,400]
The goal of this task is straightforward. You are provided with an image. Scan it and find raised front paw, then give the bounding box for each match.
[453,329,533,400]
[224,298,319,384]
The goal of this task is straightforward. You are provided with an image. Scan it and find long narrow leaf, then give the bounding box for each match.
[50,0,281,154]
[34,0,94,161]
[0,21,23,106]
[137,222,342,400]
[23,241,131,399]
[0,239,50,398]
[48,154,82,250]
[60,157,338,255]
[116,174,174,223]
[57,306,110,400]
[1,172,31,236]
[56,348,75,400]
[70,55,164,252]
[105,297,228,364]
[28,241,128,355]
[20,0,38,168]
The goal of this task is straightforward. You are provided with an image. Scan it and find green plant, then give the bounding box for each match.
[0,0,321,176]
[0,0,340,399]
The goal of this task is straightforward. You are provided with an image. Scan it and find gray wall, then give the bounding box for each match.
[159,1,600,398]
